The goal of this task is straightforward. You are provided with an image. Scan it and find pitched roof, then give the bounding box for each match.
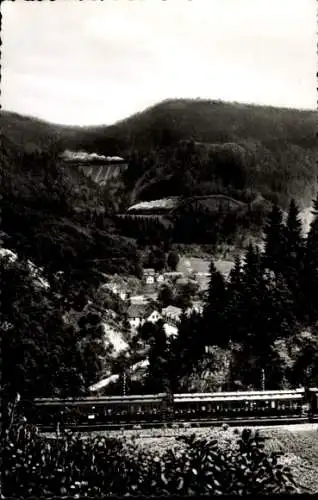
[147,310,161,319]
[144,268,155,275]
[163,271,183,277]
[162,305,183,317]
[130,295,148,304]
[128,303,152,319]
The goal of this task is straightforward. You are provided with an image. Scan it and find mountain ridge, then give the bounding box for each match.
[1,98,317,212]
[1,98,316,151]
[2,97,316,127]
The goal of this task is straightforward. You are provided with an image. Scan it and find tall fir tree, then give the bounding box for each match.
[229,255,243,290]
[242,244,264,292]
[283,198,305,318]
[239,244,270,381]
[203,259,228,347]
[285,199,304,260]
[226,255,244,342]
[146,320,170,393]
[262,271,296,343]
[303,193,318,322]
[263,203,285,277]
[170,310,204,383]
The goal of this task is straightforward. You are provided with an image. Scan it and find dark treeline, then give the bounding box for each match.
[135,197,318,394]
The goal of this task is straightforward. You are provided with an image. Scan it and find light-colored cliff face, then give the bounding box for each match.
[61,150,128,187]
[78,162,128,186]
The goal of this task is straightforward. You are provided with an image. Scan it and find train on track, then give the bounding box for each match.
[19,387,318,430]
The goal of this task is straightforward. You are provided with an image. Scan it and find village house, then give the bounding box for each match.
[146,310,162,323]
[156,273,165,284]
[127,303,162,329]
[128,301,179,338]
[186,300,204,315]
[143,268,156,285]
[205,345,214,354]
[127,303,150,329]
[134,292,158,302]
[191,273,210,292]
[130,294,149,305]
[143,269,166,286]
[102,281,127,301]
[143,292,158,301]
[163,271,183,281]
[161,305,183,324]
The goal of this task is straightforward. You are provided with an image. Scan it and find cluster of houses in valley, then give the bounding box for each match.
[127,302,203,337]
[90,258,234,394]
[98,259,234,363]
[104,266,215,297]
[102,266,207,337]
[89,298,204,395]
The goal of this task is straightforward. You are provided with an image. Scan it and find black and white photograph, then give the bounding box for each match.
[1,0,317,496]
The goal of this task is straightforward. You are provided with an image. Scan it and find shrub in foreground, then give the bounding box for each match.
[2,424,302,497]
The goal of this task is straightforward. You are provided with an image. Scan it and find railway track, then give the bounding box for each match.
[38,415,318,433]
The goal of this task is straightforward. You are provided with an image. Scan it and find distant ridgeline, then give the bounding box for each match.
[61,150,128,186]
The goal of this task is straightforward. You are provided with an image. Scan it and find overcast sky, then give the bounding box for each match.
[2,0,316,126]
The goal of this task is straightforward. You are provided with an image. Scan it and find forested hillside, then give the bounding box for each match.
[131,199,318,395]
[65,98,317,151]
[0,133,140,414]
[1,99,317,212]
[0,134,139,278]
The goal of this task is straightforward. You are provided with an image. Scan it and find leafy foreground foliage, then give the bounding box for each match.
[108,425,318,494]
[2,424,303,497]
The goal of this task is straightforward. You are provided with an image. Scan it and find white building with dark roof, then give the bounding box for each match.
[143,268,156,285]
[127,303,150,329]
[146,310,162,323]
